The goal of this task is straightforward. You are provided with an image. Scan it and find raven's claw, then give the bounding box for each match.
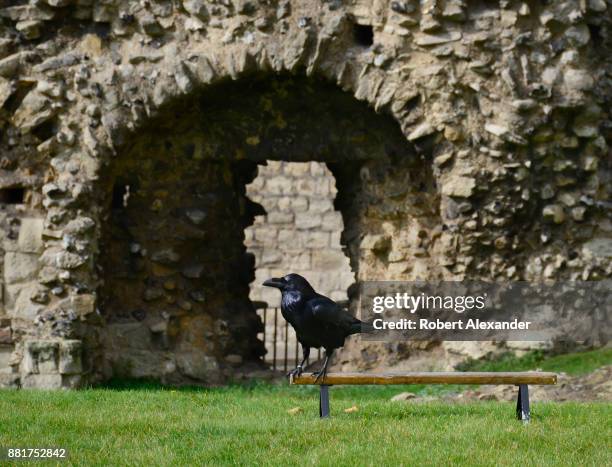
[287,365,303,379]
[313,369,326,383]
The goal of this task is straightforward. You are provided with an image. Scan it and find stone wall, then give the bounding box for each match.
[0,0,610,388]
[246,161,353,305]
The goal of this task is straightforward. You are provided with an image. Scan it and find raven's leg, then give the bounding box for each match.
[288,345,310,378]
[313,349,334,383]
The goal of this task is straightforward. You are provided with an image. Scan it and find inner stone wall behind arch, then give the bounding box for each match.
[246,161,354,307]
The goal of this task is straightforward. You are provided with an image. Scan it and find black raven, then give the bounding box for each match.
[263,273,373,382]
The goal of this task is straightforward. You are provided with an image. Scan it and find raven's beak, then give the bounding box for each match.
[263,277,284,289]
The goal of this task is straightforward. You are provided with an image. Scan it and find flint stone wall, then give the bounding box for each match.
[0,0,609,388]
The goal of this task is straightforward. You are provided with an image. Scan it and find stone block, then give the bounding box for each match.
[312,250,349,270]
[303,231,329,248]
[287,251,311,270]
[70,294,96,317]
[321,212,344,231]
[254,227,277,243]
[0,327,11,345]
[176,351,219,380]
[295,213,322,230]
[277,229,300,246]
[291,197,309,212]
[59,340,82,375]
[260,249,283,266]
[4,282,44,320]
[0,347,13,373]
[283,162,310,176]
[310,162,327,176]
[0,373,19,388]
[23,340,59,374]
[441,175,476,198]
[309,198,332,214]
[330,231,343,247]
[267,212,294,224]
[22,374,63,389]
[265,160,283,173]
[243,228,254,243]
[4,252,39,284]
[582,238,612,259]
[276,197,291,212]
[266,176,293,195]
[17,218,44,253]
[296,178,317,196]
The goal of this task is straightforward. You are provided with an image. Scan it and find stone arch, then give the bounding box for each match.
[93,72,442,384]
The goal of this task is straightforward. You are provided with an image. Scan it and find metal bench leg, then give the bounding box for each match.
[319,385,330,418]
[516,384,530,424]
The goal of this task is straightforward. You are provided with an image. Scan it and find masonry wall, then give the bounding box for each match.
[0,0,610,388]
[246,161,353,305]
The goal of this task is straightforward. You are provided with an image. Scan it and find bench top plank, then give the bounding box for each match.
[291,372,557,385]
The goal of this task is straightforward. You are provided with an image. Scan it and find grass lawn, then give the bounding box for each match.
[0,348,610,466]
[457,347,612,376]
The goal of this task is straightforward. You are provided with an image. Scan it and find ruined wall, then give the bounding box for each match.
[0,0,610,388]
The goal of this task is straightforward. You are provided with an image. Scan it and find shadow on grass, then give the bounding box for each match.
[96,376,287,393]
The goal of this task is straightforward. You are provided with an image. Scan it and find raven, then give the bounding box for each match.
[263,273,373,382]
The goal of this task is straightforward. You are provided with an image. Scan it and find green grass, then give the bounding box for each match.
[0,348,610,466]
[457,347,612,376]
[0,385,610,466]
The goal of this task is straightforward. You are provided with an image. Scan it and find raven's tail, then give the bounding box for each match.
[350,319,376,335]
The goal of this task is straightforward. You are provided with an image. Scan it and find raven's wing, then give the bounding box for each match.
[306,295,361,333]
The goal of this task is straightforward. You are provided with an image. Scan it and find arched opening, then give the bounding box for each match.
[96,74,425,384]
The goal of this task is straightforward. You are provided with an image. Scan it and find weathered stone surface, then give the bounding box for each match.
[0,373,20,388]
[21,374,63,389]
[247,162,352,312]
[22,340,59,374]
[17,218,44,254]
[5,283,45,320]
[414,31,462,46]
[59,340,82,375]
[441,176,476,198]
[176,352,219,381]
[543,204,566,224]
[0,77,14,107]
[407,122,435,140]
[582,239,612,258]
[0,347,13,372]
[0,0,608,389]
[16,20,42,39]
[4,252,39,284]
[0,327,12,345]
[55,252,87,269]
[391,392,416,401]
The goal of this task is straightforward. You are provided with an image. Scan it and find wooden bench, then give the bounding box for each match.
[291,372,558,423]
